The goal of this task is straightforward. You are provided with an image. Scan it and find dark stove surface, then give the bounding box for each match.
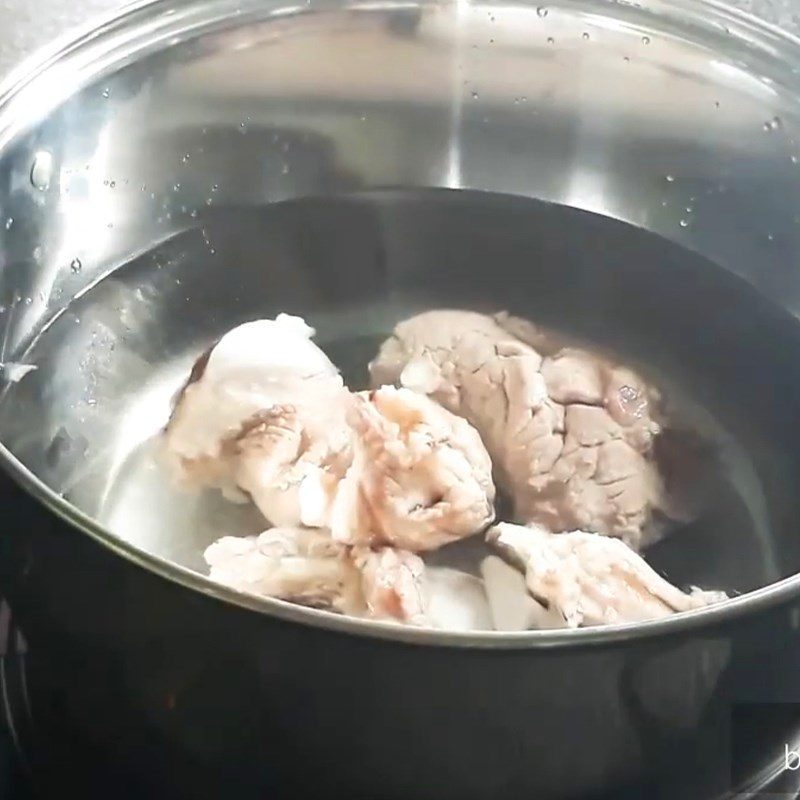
[1,609,32,800]
[0,603,141,800]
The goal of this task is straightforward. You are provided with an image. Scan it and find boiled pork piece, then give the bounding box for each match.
[204,527,492,629]
[164,314,351,523]
[369,309,669,550]
[485,522,727,629]
[232,401,352,529]
[165,319,495,552]
[327,386,496,552]
[204,527,364,615]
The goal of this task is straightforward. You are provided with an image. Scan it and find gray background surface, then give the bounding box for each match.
[0,0,799,81]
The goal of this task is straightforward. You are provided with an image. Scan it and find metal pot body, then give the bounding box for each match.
[2,474,798,800]
[2,1,800,797]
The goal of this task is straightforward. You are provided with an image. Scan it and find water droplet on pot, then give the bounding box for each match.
[679,219,689,228]
[641,35,650,45]
[471,91,479,99]
[109,180,116,188]
[70,258,82,273]
[30,151,53,191]
[536,6,548,17]
[582,32,590,40]
[4,217,12,230]
[173,183,181,192]
[665,174,675,182]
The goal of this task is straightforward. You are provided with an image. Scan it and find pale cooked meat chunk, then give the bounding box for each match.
[369,309,668,550]
[204,527,491,629]
[352,546,428,624]
[232,402,353,529]
[163,314,351,517]
[166,317,494,552]
[205,527,365,615]
[328,386,496,552]
[486,522,727,629]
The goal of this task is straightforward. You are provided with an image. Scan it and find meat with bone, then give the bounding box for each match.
[232,402,353,529]
[204,527,364,615]
[165,318,495,552]
[204,527,492,629]
[326,386,496,551]
[369,309,668,550]
[168,309,728,632]
[485,522,727,629]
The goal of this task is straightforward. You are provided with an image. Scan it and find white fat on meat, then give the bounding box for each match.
[485,522,727,629]
[327,386,496,552]
[163,314,352,522]
[166,320,494,553]
[232,403,353,528]
[204,527,492,630]
[204,527,364,615]
[369,309,668,550]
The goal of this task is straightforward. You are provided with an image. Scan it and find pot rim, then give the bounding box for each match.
[1,0,798,649]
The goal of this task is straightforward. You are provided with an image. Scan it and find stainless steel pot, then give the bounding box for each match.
[2,0,800,797]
